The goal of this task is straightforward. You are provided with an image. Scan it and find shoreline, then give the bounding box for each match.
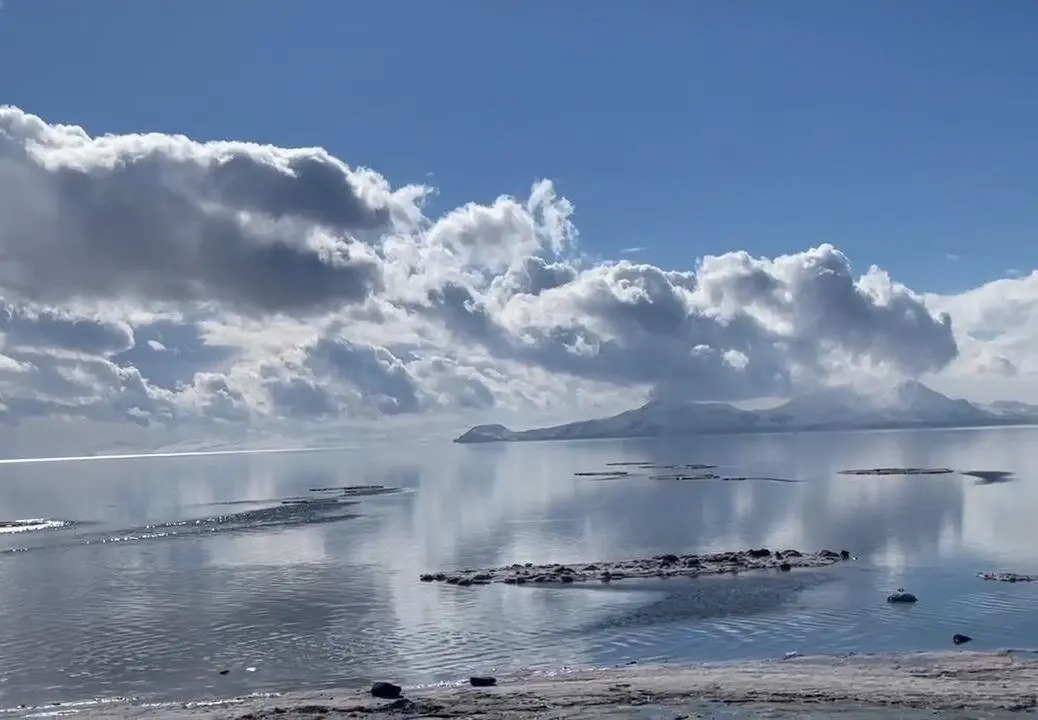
[50,650,1038,718]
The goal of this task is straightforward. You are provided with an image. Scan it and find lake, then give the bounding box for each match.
[1,426,1037,709]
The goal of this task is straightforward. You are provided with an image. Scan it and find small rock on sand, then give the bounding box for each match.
[371,681,403,699]
[953,634,973,645]
[470,676,497,687]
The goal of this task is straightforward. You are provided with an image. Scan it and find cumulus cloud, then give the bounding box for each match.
[0,105,1031,442]
[0,107,395,314]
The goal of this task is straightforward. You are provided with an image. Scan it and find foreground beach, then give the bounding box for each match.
[56,651,1038,718]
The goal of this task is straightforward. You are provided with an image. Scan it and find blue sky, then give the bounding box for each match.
[2,0,1035,293]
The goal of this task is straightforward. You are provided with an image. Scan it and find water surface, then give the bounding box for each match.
[1,426,1037,707]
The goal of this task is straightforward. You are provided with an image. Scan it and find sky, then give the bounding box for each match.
[0,0,1036,453]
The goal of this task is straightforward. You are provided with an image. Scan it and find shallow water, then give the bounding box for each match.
[1,426,1037,708]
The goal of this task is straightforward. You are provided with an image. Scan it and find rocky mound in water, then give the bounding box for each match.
[979,571,1038,583]
[419,548,852,586]
[307,484,402,497]
[839,467,955,476]
[571,461,798,484]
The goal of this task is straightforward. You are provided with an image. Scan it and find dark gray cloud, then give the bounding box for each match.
[263,375,340,420]
[190,374,251,423]
[0,107,387,316]
[0,299,175,427]
[0,351,172,427]
[305,338,420,415]
[0,301,133,356]
[206,154,389,229]
[113,320,236,390]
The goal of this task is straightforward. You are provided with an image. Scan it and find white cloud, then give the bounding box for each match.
[0,105,1036,447]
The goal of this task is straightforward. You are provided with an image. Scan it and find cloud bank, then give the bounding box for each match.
[0,106,1031,441]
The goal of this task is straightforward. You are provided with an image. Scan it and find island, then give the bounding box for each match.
[455,381,1038,444]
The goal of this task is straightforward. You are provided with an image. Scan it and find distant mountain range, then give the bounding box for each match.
[454,380,1038,444]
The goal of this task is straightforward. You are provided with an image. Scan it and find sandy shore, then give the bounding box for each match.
[52,651,1038,718]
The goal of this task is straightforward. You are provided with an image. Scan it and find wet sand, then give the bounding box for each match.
[419,548,850,586]
[65,651,1038,718]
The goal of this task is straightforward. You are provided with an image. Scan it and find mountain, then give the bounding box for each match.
[453,380,1038,443]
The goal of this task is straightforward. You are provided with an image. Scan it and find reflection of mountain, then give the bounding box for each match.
[436,427,971,578]
[455,381,1038,443]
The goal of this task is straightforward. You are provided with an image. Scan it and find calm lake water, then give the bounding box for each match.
[1,426,1037,708]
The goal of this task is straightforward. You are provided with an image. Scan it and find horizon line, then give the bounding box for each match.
[0,445,351,466]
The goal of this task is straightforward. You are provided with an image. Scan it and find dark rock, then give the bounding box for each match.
[953,633,973,645]
[783,550,803,558]
[433,573,446,581]
[457,578,473,587]
[419,574,434,582]
[469,676,497,687]
[218,669,230,675]
[840,550,851,560]
[747,548,771,558]
[886,588,918,604]
[560,574,575,583]
[600,571,613,582]
[819,549,840,559]
[657,553,680,564]
[371,681,403,699]
[779,563,792,572]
